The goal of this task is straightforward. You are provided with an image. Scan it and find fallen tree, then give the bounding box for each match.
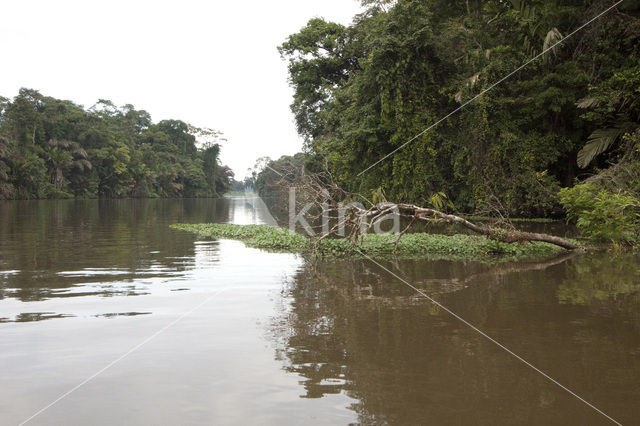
[376,202,579,250]
[263,165,580,251]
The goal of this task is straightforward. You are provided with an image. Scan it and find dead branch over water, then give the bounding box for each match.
[269,166,579,251]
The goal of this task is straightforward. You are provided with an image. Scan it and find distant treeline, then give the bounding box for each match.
[271,0,639,218]
[0,89,234,199]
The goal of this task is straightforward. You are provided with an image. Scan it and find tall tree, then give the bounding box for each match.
[280,0,640,216]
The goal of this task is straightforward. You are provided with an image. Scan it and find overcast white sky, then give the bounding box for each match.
[1,0,362,178]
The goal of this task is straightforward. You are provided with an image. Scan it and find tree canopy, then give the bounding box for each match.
[0,89,233,199]
[276,0,640,217]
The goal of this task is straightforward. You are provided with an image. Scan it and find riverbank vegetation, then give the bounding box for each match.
[0,89,234,199]
[171,223,569,260]
[559,133,640,245]
[253,0,640,246]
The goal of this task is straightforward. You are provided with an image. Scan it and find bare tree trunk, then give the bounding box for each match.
[388,203,579,250]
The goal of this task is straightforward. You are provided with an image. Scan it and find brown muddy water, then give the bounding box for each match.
[0,197,639,425]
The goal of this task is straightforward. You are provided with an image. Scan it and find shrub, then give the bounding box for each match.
[559,183,640,244]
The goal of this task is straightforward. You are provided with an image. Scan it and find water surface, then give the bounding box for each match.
[0,198,638,424]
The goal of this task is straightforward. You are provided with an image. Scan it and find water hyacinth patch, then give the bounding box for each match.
[171,223,569,260]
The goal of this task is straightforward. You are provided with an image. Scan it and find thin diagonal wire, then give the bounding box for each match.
[357,0,625,177]
[18,287,230,426]
[357,250,621,425]
[265,164,284,176]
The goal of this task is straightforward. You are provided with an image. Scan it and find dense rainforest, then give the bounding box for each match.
[0,89,234,199]
[255,0,640,243]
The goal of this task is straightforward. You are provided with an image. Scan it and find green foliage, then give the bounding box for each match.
[576,60,640,168]
[279,1,640,217]
[559,183,640,244]
[428,191,453,211]
[371,187,387,204]
[0,88,234,199]
[577,126,630,169]
[252,153,307,198]
[171,222,566,260]
[171,223,309,251]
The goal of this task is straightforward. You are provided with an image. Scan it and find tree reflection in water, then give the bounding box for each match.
[269,253,640,424]
[0,198,230,305]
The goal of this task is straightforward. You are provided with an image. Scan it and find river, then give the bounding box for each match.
[0,197,638,424]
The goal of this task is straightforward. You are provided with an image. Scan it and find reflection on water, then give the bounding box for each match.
[557,254,640,319]
[270,254,640,424]
[0,197,271,320]
[0,197,638,424]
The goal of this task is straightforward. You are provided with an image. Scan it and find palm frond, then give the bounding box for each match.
[48,138,73,148]
[576,96,599,109]
[72,159,93,171]
[577,127,625,168]
[71,147,89,159]
[542,28,563,64]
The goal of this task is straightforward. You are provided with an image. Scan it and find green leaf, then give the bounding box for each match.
[577,127,625,168]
